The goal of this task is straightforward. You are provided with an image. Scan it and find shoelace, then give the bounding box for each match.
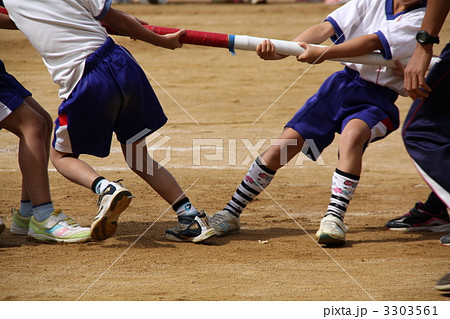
[52,209,79,227]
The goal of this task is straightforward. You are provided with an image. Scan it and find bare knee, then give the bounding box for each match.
[22,113,48,142]
[340,123,370,155]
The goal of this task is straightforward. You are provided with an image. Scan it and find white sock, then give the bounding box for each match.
[95,179,111,195]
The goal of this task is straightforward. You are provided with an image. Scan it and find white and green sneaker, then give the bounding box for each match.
[10,208,31,236]
[28,209,91,243]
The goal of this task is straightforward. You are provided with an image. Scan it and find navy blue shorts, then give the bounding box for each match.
[286,67,399,159]
[53,37,168,157]
[0,59,32,124]
[403,42,450,203]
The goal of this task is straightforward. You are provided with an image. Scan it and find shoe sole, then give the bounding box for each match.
[435,284,450,291]
[165,228,216,243]
[91,190,132,241]
[317,234,345,246]
[388,224,450,232]
[27,233,91,244]
[10,224,28,236]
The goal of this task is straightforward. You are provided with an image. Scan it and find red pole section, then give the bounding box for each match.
[147,25,229,48]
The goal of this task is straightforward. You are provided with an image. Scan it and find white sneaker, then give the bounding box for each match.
[316,214,348,245]
[0,216,5,234]
[28,209,91,243]
[210,210,240,237]
[91,180,133,241]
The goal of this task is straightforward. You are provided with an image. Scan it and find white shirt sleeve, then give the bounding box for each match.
[375,11,425,60]
[80,0,112,19]
[325,0,369,44]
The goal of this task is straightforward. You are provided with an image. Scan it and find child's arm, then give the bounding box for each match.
[101,8,184,50]
[297,33,383,64]
[257,21,335,60]
[0,12,16,29]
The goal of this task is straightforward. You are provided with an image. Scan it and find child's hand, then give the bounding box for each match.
[256,39,286,60]
[162,29,185,50]
[296,42,326,64]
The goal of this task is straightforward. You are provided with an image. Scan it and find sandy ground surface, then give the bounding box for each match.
[1,2,450,306]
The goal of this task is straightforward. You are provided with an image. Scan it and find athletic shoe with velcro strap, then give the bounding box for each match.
[28,209,91,243]
[91,180,133,241]
[316,214,348,245]
[210,209,240,236]
[10,208,30,235]
[165,211,215,243]
[385,202,450,232]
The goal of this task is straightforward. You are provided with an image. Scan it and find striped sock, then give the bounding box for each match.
[326,169,360,220]
[224,157,276,217]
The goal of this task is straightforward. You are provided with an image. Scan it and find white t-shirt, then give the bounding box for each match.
[326,0,425,96]
[4,0,112,99]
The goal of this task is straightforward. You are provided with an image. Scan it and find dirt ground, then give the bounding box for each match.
[1,2,450,304]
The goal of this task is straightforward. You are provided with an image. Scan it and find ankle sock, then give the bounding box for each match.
[19,200,33,217]
[91,176,111,195]
[173,197,197,217]
[32,202,55,222]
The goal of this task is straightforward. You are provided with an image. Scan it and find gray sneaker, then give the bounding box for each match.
[210,210,240,237]
[435,273,450,291]
[440,233,450,246]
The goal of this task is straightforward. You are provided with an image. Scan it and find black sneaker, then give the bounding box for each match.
[435,273,450,292]
[386,202,450,232]
[165,211,215,243]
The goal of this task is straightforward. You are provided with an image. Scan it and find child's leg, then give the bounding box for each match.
[212,128,305,236]
[51,147,134,241]
[2,101,90,242]
[1,102,51,206]
[317,119,371,245]
[120,142,186,206]
[50,148,101,188]
[18,96,53,216]
[120,141,214,242]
